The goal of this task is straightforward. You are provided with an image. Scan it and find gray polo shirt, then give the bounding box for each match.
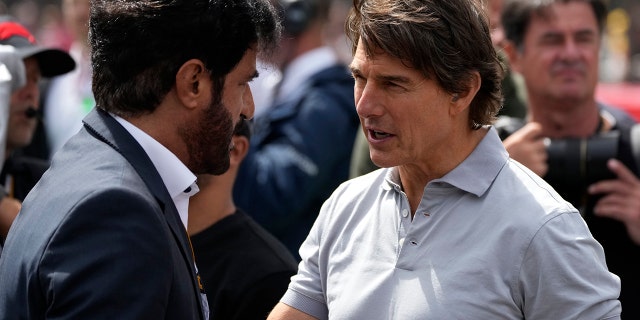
[282,127,621,319]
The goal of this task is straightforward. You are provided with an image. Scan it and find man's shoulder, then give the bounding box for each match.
[600,103,637,129]
[498,159,578,217]
[341,167,387,189]
[31,134,150,214]
[322,168,389,212]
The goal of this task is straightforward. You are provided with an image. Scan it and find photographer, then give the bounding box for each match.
[499,0,640,317]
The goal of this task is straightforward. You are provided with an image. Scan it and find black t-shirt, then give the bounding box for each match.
[190,209,298,320]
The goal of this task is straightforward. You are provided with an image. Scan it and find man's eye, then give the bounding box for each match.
[385,81,402,89]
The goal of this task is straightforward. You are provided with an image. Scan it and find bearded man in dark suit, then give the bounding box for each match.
[0,0,280,318]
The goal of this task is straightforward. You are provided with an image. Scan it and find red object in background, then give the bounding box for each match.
[596,82,640,121]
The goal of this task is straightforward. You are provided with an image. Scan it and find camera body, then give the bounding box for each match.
[494,116,626,213]
[544,131,619,190]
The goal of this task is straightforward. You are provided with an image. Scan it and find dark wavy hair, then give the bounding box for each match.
[502,0,607,50]
[90,0,281,117]
[346,0,503,128]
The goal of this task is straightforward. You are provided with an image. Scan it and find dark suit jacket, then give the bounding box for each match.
[0,108,206,319]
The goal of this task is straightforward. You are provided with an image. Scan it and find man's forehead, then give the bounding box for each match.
[529,2,597,27]
[351,45,416,74]
[352,43,389,65]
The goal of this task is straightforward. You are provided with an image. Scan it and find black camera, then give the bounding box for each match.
[494,116,622,213]
[544,131,619,188]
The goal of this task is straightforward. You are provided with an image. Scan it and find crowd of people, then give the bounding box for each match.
[0,0,638,319]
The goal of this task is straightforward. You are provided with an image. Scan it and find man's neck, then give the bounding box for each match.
[398,127,488,215]
[528,98,600,138]
[187,183,236,235]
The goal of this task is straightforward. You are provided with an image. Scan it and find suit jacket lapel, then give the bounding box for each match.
[82,108,204,316]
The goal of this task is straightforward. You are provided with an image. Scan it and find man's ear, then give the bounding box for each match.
[450,70,481,115]
[175,59,210,110]
[230,135,250,166]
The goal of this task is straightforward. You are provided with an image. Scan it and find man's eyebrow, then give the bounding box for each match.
[349,65,360,76]
[575,29,597,38]
[376,74,412,84]
[540,30,563,40]
[349,65,414,85]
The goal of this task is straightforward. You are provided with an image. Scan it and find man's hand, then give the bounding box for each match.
[503,122,548,176]
[0,196,21,238]
[589,158,640,245]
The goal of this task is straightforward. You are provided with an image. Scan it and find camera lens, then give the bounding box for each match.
[544,132,619,212]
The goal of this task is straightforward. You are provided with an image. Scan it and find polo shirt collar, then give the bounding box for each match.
[383,126,508,197]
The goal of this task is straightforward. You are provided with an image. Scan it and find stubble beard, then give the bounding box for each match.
[182,98,234,175]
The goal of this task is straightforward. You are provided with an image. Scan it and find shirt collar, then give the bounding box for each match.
[112,115,197,226]
[383,127,508,197]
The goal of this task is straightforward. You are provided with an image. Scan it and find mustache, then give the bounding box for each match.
[232,115,251,139]
[550,60,587,75]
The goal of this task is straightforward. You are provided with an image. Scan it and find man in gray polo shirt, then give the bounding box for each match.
[267,0,622,319]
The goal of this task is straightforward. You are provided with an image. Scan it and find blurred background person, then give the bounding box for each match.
[0,16,74,249]
[0,43,25,253]
[498,0,640,317]
[487,0,528,119]
[234,0,359,258]
[0,43,24,172]
[42,0,91,159]
[189,119,298,320]
[0,16,74,201]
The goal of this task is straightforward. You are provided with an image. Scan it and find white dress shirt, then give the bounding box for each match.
[113,115,198,229]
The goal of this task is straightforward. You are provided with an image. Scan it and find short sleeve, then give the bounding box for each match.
[519,211,621,319]
[280,200,331,320]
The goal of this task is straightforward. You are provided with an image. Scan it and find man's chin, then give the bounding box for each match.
[370,153,396,169]
[206,159,230,176]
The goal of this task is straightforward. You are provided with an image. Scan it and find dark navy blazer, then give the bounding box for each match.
[0,108,206,319]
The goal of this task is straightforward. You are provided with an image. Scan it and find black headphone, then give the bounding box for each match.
[278,0,317,36]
